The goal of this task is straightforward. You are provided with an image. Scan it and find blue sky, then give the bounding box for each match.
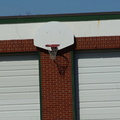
[0,0,120,16]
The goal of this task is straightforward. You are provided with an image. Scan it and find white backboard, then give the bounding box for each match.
[34,21,74,50]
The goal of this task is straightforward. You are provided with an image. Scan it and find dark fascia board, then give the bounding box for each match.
[0,11,120,24]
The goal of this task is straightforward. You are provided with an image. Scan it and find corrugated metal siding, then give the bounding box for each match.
[0,54,40,120]
[76,51,120,120]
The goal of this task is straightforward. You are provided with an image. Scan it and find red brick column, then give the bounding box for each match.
[40,52,73,120]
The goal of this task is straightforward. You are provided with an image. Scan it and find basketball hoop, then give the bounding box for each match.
[45,44,60,60]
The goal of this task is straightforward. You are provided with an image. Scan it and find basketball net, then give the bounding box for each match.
[45,44,60,60]
[48,47,58,60]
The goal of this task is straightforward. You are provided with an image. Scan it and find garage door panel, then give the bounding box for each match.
[0,76,39,87]
[0,116,40,120]
[0,60,38,66]
[80,89,120,96]
[0,65,38,71]
[0,110,40,117]
[0,86,39,93]
[79,83,120,90]
[0,99,39,105]
[80,101,120,108]
[0,92,39,100]
[80,90,120,102]
[81,107,120,115]
[79,73,120,84]
[0,70,39,77]
[80,113,120,120]
[78,58,120,68]
[80,95,120,102]
[0,104,40,111]
[79,66,120,74]
[80,108,120,120]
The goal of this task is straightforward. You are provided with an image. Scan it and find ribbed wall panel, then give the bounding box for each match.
[0,54,40,120]
[76,51,120,120]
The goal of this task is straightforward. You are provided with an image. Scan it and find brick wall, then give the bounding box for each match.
[0,39,37,53]
[0,36,120,120]
[76,36,120,50]
[1,36,120,52]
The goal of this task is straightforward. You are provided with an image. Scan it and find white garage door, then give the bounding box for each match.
[75,51,120,120]
[0,53,40,120]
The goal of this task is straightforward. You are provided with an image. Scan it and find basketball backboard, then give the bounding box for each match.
[34,21,74,51]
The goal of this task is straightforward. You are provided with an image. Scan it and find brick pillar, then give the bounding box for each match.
[40,51,73,120]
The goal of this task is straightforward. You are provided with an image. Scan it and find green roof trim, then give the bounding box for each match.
[0,12,120,24]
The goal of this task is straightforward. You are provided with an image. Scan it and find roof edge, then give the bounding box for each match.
[0,11,120,19]
[0,11,120,24]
